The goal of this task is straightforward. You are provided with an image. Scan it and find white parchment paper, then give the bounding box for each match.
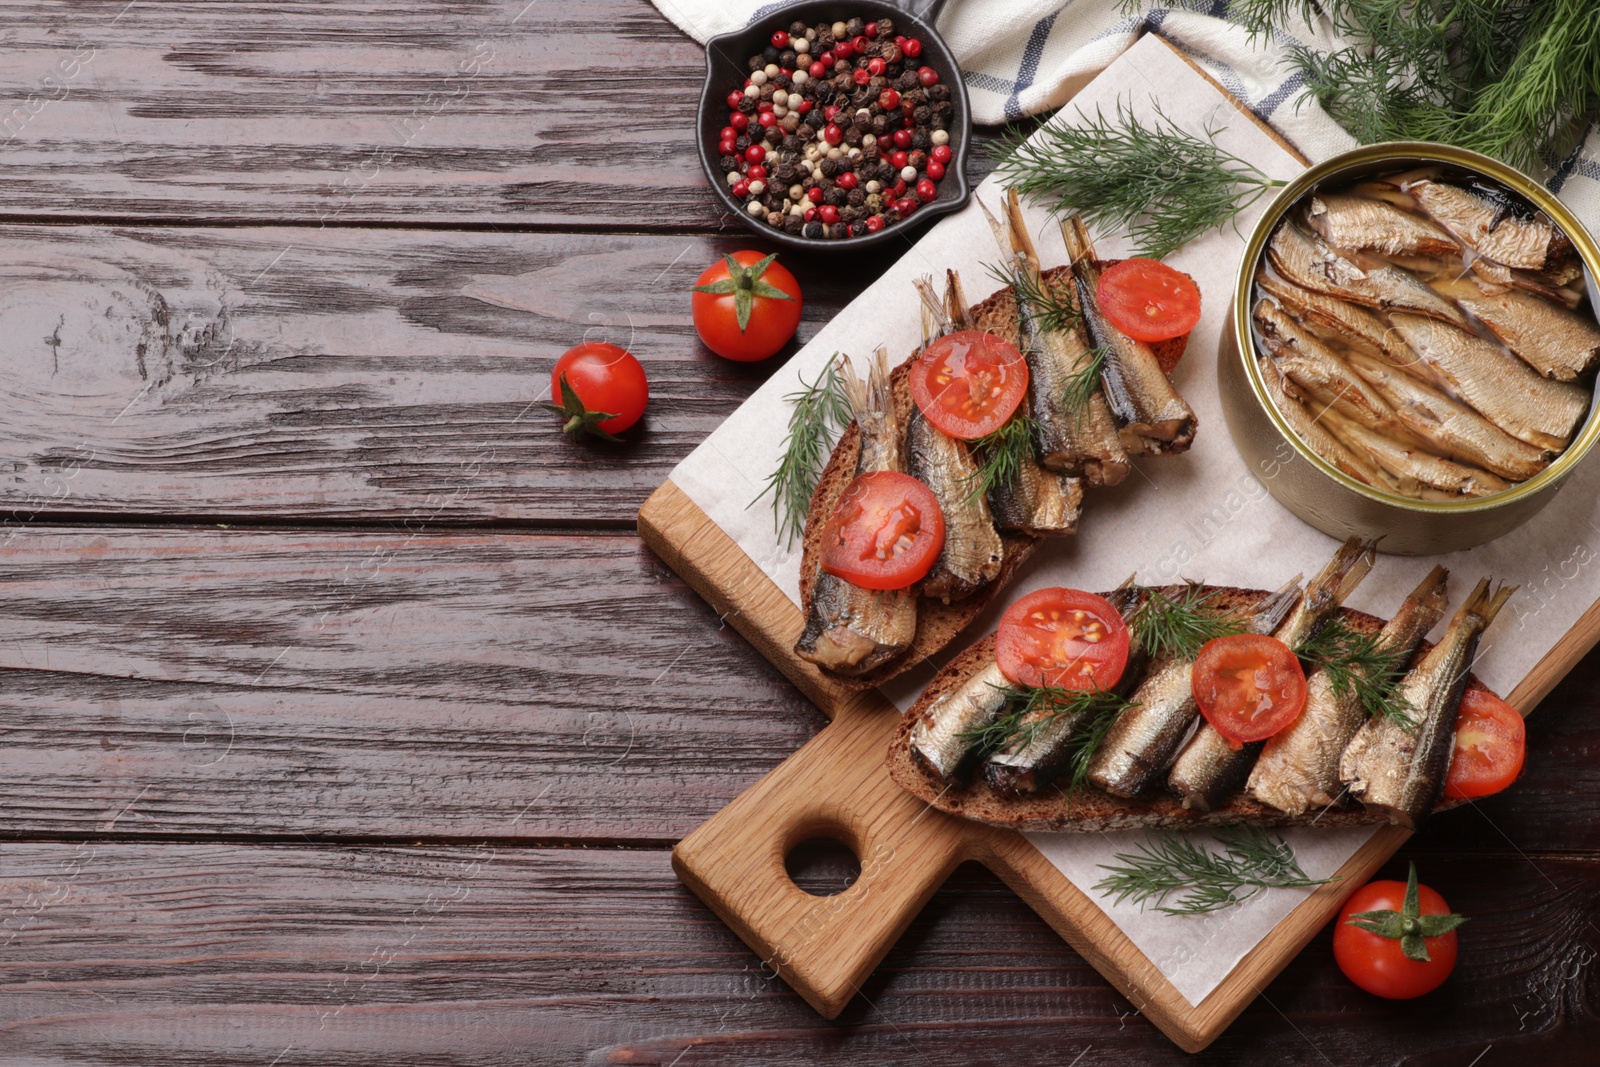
[669,33,1600,1006]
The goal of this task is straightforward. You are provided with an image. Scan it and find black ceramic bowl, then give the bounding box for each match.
[696,0,971,252]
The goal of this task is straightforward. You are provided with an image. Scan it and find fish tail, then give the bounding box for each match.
[866,345,893,419]
[1060,212,1094,266]
[1002,188,1041,273]
[945,269,973,330]
[1465,578,1517,629]
[1253,572,1306,630]
[1404,565,1451,613]
[837,352,869,421]
[914,274,947,344]
[976,193,1014,260]
[1315,537,1379,603]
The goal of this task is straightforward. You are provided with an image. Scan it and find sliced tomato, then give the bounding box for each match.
[1097,258,1202,343]
[819,471,945,591]
[907,330,1029,440]
[996,588,1130,691]
[1192,634,1307,746]
[1444,688,1526,800]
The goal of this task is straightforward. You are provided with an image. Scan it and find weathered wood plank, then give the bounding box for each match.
[0,527,822,839]
[0,0,1004,228]
[0,225,908,525]
[0,523,1597,849]
[1,844,1596,1065]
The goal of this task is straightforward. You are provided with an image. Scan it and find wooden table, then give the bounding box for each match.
[2,2,1597,1062]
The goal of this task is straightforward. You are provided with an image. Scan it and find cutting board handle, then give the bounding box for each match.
[673,692,973,1017]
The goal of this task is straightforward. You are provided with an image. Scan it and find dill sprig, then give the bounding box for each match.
[990,101,1285,259]
[1061,345,1109,421]
[752,353,852,549]
[1129,584,1247,662]
[964,685,1135,797]
[1296,617,1417,730]
[1059,690,1134,797]
[984,259,1082,335]
[1094,824,1332,915]
[964,412,1038,505]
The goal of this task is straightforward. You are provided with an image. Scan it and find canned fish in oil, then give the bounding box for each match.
[1220,142,1600,554]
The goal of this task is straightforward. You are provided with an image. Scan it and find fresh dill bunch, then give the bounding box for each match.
[1094,824,1331,915]
[984,259,1082,335]
[1130,584,1247,662]
[1188,0,1592,173]
[1296,616,1417,729]
[964,412,1038,505]
[990,101,1285,259]
[752,353,852,549]
[1061,346,1109,422]
[962,684,1133,768]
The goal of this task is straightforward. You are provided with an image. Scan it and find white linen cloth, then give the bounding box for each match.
[652,0,1600,226]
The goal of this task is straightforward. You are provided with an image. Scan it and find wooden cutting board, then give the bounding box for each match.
[639,479,1590,1051]
[637,35,1600,1052]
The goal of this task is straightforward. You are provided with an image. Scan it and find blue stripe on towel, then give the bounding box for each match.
[1005,10,1063,120]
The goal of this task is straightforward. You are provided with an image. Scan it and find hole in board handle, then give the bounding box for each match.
[784,836,862,898]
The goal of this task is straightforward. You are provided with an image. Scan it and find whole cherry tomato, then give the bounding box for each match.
[691,251,803,362]
[546,342,648,440]
[1334,862,1466,999]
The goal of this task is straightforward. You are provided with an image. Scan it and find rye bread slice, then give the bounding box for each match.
[885,585,1473,832]
[797,266,1189,690]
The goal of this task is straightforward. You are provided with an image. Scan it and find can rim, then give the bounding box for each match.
[1232,141,1600,515]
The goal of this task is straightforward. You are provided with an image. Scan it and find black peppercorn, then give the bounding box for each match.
[789,18,806,34]
[748,55,763,72]
[737,95,757,114]
[803,221,824,239]
[819,158,837,177]
[850,220,868,237]
[871,114,890,135]
[735,134,751,152]
[834,154,854,172]
[853,109,872,130]
[908,150,927,170]
[847,188,866,207]
[785,213,805,234]
[758,83,776,101]
[845,17,864,37]
[816,31,835,51]
[929,84,951,101]
[779,135,799,152]
[779,49,797,68]
[861,141,879,162]
[763,45,780,62]
[897,70,919,90]
[828,223,847,239]
[796,123,815,141]
[882,45,902,64]
[766,211,784,227]
[720,155,739,172]
[844,126,863,147]
[824,187,845,207]
[913,105,932,126]
[910,130,930,151]
[876,17,894,36]
[813,82,833,103]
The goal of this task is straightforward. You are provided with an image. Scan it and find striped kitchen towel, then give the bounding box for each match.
[653,0,1600,228]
